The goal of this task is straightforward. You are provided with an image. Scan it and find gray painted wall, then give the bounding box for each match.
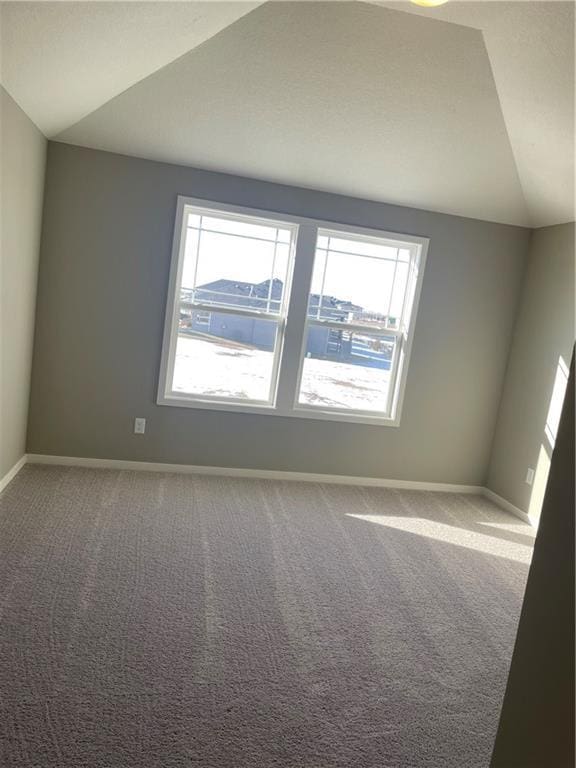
[27,142,530,484]
[487,223,575,512]
[0,87,46,479]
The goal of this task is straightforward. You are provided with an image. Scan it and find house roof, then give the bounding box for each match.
[189,278,363,313]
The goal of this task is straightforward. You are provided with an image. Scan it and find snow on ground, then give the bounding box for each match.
[173,335,391,410]
[173,335,273,401]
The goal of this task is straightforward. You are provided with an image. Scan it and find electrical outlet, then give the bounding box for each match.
[134,418,146,435]
[525,467,535,486]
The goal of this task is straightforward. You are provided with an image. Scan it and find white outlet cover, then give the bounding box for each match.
[134,418,146,434]
[525,467,535,486]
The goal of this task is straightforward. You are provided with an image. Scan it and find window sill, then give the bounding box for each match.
[157,392,400,427]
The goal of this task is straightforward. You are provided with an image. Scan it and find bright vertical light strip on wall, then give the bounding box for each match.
[544,355,569,448]
[528,354,570,525]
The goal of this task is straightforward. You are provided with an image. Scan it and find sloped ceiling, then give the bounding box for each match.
[0,1,258,135]
[54,1,530,225]
[1,1,573,227]
[374,1,575,228]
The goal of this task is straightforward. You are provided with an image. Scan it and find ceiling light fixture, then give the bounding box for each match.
[410,0,449,7]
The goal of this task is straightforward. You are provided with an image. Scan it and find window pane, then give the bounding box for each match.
[196,214,291,245]
[181,213,293,315]
[298,328,396,413]
[388,261,409,326]
[402,263,419,328]
[309,248,327,299]
[309,231,413,329]
[326,235,398,260]
[173,310,278,402]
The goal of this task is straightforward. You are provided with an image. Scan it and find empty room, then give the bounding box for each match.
[1,2,574,766]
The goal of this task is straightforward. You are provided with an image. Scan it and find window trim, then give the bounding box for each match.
[158,197,298,409]
[157,195,429,427]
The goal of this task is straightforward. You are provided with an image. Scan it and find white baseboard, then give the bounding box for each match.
[26,453,484,494]
[0,455,27,493]
[482,487,532,525]
[22,453,531,524]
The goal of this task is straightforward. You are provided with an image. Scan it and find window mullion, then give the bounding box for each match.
[190,215,202,301]
[398,254,415,331]
[318,239,329,320]
[267,229,279,314]
[275,223,318,413]
[385,252,400,319]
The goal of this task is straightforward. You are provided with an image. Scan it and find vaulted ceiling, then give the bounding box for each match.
[1,1,573,228]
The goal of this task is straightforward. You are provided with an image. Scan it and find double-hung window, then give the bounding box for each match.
[296,229,421,419]
[158,197,428,425]
[159,201,296,406]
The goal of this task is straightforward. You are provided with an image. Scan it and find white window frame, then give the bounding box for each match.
[158,196,298,410]
[158,195,429,426]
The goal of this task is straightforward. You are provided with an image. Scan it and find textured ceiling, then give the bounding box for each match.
[0,1,258,135]
[1,1,573,227]
[53,1,530,225]
[373,1,575,227]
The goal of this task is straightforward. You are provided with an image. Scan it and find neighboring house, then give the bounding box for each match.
[180,279,281,350]
[180,279,392,369]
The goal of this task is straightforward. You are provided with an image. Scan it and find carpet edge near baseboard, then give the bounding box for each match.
[14,452,530,525]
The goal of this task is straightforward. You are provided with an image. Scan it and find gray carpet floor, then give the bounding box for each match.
[0,465,535,768]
